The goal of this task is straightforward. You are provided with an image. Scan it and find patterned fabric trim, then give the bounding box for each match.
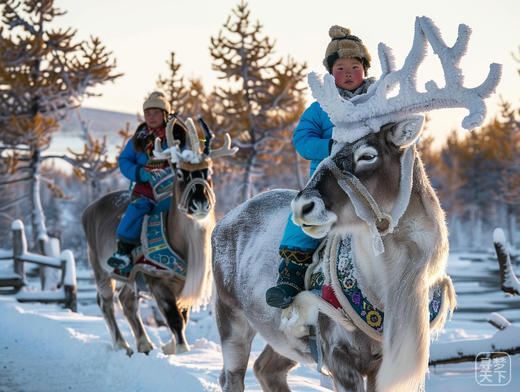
[277,256,311,292]
[143,128,169,169]
[132,212,187,280]
[279,248,313,264]
[145,159,169,170]
[308,235,443,341]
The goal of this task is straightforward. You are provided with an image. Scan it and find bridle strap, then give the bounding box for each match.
[322,146,415,254]
[178,177,216,213]
[324,160,393,236]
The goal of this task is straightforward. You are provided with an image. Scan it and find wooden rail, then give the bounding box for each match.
[0,220,77,312]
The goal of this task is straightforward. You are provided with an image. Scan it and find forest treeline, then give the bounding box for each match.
[1,0,519,264]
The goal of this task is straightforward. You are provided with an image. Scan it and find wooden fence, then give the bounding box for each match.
[0,219,77,311]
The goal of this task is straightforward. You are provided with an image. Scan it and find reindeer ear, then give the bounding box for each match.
[387,115,424,147]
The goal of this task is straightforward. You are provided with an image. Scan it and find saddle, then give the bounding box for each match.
[281,234,446,343]
[111,169,186,283]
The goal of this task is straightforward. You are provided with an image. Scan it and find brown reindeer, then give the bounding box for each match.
[211,17,500,391]
[82,116,236,356]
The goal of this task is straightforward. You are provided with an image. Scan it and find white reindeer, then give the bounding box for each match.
[211,16,501,392]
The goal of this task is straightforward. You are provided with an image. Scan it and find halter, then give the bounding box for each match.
[178,175,216,214]
[175,158,216,214]
[322,146,415,255]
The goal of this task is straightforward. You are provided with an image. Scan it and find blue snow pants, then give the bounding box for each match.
[116,197,155,244]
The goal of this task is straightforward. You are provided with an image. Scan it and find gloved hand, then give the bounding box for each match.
[138,167,153,183]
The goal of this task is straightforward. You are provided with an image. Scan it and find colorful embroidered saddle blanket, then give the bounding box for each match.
[112,212,187,283]
[301,234,444,342]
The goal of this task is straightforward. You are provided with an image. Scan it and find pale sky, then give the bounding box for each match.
[55,0,520,147]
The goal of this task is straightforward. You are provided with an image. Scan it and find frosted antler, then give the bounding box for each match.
[152,116,183,163]
[154,115,238,164]
[309,16,502,143]
[208,133,239,159]
[185,117,203,163]
[186,117,238,160]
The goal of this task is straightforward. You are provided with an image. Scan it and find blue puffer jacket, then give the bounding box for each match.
[118,127,169,200]
[293,101,334,176]
[118,139,149,183]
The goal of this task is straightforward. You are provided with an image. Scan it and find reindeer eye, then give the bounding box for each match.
[360,153,376,161]
[354,146,378,168]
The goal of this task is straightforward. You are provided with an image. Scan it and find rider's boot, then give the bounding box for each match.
[107,240,135,270]
[266,249,313,309]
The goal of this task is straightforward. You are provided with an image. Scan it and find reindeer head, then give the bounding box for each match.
[292,119,420,253]
[293,17,501,254]
[153,115,238,219]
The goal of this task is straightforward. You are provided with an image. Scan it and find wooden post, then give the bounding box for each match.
[488,312,511,330]
[41,236,61,291]
[61,249,77,312]
[11,220,26,282]
[493,228,520,295]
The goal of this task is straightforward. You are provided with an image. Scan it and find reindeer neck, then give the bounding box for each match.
[165,201,214,259]
[379,157,449,279]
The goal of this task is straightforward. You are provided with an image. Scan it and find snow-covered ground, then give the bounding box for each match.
[1,251,519,391]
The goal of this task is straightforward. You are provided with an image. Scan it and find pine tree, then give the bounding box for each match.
[0,0,122,248]
[43,112,131,205]
[156,52,189,116]
[156,51,217,124]
[492,101,520,244]
[434,112,519,248]
[209,0,307,202]
[435,130,467,247]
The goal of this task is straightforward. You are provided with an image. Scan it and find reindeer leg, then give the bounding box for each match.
[144,276,188,354]
[253,345,297,392]
[118,284,155,354]
[182,308,189,323]
[215,296,256,392]
[319,315,380,392]
[163,308,191,354]
[94,271,133,356]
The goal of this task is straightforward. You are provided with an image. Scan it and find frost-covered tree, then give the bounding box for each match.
[156,51,217,124]
[44,112,131,205]
[436,131,467,247]
[0,0,121,248]
[492,101,520,245]
[209,0,307,202]
[156,52,189,116]
[430,111,520,249]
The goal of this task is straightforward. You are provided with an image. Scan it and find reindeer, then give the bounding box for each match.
[82,116,236,356]
[211,17,501,391]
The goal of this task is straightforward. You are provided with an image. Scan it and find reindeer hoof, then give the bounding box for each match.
[161,340,176,355]
[137,343,154,354]
[115,341,134,356]
[176,343,190,354]
[161,340,190,355]
[136,337,155,354]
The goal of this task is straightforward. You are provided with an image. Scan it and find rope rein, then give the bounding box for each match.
[321,146,415,252]
[324,160,393,235]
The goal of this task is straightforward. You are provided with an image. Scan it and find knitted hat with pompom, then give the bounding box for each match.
[323,26,371,75]
[143,91,171,113]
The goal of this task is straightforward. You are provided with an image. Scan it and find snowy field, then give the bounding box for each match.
[1,251,519,392]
